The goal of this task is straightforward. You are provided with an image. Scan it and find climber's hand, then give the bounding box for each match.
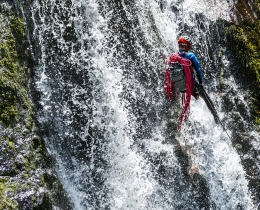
[196,84,203,94]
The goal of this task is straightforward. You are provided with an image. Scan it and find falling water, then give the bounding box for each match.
[179,0,254,209]
[26,0,257,209]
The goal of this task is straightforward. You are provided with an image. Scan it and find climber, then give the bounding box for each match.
[164,35,203,130]
[177,36,203,86]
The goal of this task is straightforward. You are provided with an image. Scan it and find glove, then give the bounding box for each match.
[196,84,203,93]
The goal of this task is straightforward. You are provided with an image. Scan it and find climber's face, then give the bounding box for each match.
[178,43,189,51]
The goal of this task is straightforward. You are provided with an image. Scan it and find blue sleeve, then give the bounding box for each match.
[190,55,203,84]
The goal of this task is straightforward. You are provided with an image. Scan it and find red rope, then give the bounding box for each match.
[164,68,174,100]
[164,53,194,131]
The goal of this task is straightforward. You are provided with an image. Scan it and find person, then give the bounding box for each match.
[176,36,203,90]
[164,35,203,130]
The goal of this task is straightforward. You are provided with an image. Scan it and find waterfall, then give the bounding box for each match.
[27,0,257,209]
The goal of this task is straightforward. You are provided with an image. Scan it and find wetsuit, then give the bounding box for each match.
[178,50,203,85]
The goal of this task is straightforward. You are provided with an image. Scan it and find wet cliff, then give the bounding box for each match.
[0,1,71,209]
[225,0,260,204]
[0,0,260,209]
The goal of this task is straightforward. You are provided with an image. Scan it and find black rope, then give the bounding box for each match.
[200,87,232,141]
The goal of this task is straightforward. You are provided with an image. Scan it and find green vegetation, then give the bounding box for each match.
[0,6,71,208]
[225,0,260,124]
[0,13,33,127]
[0,24,19,125]
[0,178,19,210]
[0,10,47,209]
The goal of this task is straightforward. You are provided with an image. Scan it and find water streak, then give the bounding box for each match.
[27,0,256,209]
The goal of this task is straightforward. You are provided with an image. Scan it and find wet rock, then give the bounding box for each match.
[0,2,72,209]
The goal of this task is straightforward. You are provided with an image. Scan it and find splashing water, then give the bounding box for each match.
[182,97,254,209]
[27,0,257,209]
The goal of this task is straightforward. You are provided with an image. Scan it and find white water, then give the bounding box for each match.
[182,97,254,209]
[178,3,255,207]
[90,17,156,210]
[28,0,257,209]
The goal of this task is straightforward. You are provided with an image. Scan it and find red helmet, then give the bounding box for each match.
[178,36,192,49]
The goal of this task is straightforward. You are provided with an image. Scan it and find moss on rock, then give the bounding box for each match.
[225,0,260,124]
[0,13,32,127]
[0,3,72,209]
[224,0,260,204]
[0,178,19,210]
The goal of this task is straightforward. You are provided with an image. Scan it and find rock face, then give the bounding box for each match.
[0,2,72,209]
[225,0,260,205]
[226,0,260,123]
[0,0,259,209]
